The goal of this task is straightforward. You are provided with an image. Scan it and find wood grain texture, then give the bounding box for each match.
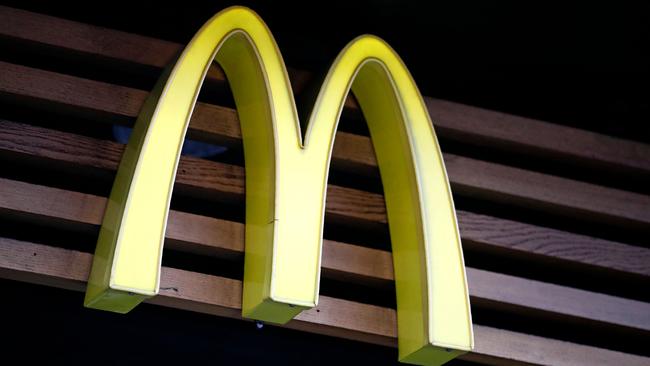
[0,236,647,366]
[1,5,649,177]
[455,211,650,277]
[1,65,650,228]
[2,117,650,268]
[1,177,649,333]
[3,118,648,278]
[0,114,650,239]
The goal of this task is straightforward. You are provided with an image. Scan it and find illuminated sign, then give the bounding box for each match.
[84,6,473,365]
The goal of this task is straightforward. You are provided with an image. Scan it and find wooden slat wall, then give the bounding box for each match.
[2,61,649,231]
[0,5,648,365]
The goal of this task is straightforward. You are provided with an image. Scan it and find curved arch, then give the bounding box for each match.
[84,6,472,364]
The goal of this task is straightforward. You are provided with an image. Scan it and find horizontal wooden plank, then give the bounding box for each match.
[0,236,647,366]
[1,63,649,229]
[1,177,648,333]
[455,210,650,278]
[1,5,649,178]
[1,119,649,278]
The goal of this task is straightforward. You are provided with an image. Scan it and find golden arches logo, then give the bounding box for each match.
[84,6,473,365]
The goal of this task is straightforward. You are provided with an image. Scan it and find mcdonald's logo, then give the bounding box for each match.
[83,6,473,365]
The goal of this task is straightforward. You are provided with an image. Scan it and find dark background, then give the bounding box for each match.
[3,0,649,142]
[0,279,413,365]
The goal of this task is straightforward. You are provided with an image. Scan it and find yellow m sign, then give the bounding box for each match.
[84,6,473,365]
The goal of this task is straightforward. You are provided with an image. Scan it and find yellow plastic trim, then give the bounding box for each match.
[84,6,473,365]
